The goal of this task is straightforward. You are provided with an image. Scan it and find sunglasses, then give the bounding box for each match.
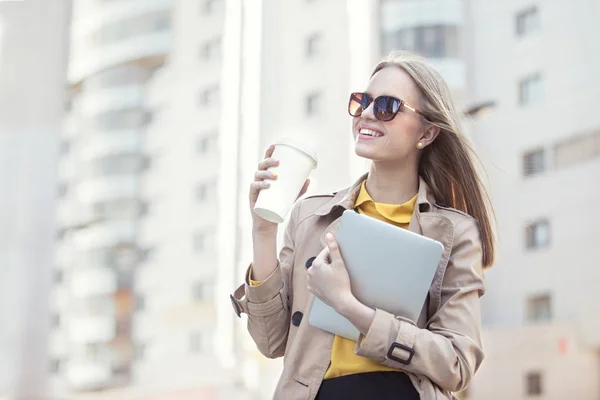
[348,92,426,122]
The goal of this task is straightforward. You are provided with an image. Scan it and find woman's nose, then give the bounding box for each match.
[361,101,377,120]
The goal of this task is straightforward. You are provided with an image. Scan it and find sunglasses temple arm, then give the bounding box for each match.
[405,105,417,113]
[402,101,421,115]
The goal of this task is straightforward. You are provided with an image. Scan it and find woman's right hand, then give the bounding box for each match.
[249,144,310,234]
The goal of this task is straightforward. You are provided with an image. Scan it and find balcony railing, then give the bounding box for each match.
[65,359,112,390]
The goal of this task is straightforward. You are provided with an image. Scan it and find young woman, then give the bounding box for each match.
[230,51,495,400]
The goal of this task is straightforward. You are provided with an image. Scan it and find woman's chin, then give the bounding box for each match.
[354,143,377,160]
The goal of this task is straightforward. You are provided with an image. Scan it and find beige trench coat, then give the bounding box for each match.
[230,174,486,399]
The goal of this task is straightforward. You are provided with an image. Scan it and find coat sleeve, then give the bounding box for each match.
[354,218,486,392]
[230,200,300,359]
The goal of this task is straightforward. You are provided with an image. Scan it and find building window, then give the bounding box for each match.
[198,134,219,154]
[87,64,150,89]
[526,371,543,395]
[60,141,70,155]
[91,12,171,46]
[142,156,151,171]
[117,272,133,290]
[190,331,212,353]
[306,92,322,116]
[199,86,220,106]
[49,359,61,374]
[382,25,459,58]
[64,98,73,112]
[57,183,68,198]
[192,282,213,301]
[306,33,323,58]
[194,229,216,252]
[526,219,550,249]
[136,295,145,311]
[93,198,147,220]
[116,317,132,336]
[53,270,64,284]
[202,0,223,15]
[523,148,545,176]
[91,154,146,177]
[519,73,543,106]
[196,181,217,202]
[554,131,600,169]
[200,37,222,61]
[135,343,145,360]
[516,7,540,37]
[154,16,170,31]
[138,247,154,263]
[88,247,112,266]
[95,108,150,131]
[139,201,149,216]
[84,344,106,363]
[114,244,138,269]
[527,294,552,322]
[55,228,66,241]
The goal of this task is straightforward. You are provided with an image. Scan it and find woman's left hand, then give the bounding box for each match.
[307,233,355,313]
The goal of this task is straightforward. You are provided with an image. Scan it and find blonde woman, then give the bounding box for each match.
[230,51,495,400]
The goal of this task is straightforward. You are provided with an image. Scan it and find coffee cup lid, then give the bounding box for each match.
[275,138,318,167]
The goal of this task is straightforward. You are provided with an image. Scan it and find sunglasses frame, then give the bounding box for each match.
[348,92,426,121]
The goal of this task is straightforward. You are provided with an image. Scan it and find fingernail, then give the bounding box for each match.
[264,181,270,186]
[270,172,277,178]
[273,159,280,164]
[325,233,334,242]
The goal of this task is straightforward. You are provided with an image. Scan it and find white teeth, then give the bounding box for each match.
[359,128,383,137]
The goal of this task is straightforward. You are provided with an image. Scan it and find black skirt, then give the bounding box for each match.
[315,371,420,400]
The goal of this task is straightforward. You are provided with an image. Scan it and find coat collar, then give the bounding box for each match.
[316,173,437,246]
[314,172,435,218]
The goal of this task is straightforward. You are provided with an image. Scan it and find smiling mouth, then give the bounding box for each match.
[359,128,384,137]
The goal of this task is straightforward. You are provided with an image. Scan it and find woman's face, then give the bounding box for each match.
[352,67,429,165]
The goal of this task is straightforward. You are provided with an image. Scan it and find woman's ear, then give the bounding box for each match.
[419,124,440,148]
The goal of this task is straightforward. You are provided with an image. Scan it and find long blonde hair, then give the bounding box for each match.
[373,50,495,268]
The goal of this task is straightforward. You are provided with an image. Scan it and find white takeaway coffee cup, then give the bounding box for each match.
[254,138,318,223]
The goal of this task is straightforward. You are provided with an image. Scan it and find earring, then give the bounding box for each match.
[417,142,424,149]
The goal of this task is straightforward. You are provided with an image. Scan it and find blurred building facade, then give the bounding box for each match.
[51,0,355,399]
[131,0,246,397]
[0,0,71,399]
[52,0,171,396]
[465,0,600,398]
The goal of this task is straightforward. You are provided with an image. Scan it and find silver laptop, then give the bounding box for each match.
[308,209,444,342]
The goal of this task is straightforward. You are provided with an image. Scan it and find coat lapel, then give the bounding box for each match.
[418,213,455,318]
[317,173,367,247]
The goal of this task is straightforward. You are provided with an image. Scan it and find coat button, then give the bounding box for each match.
[292,311,303,326]
[305,257,316,269]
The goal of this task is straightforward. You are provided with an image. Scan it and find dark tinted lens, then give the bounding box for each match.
[374,96,401,121]
[348,93,365,117]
